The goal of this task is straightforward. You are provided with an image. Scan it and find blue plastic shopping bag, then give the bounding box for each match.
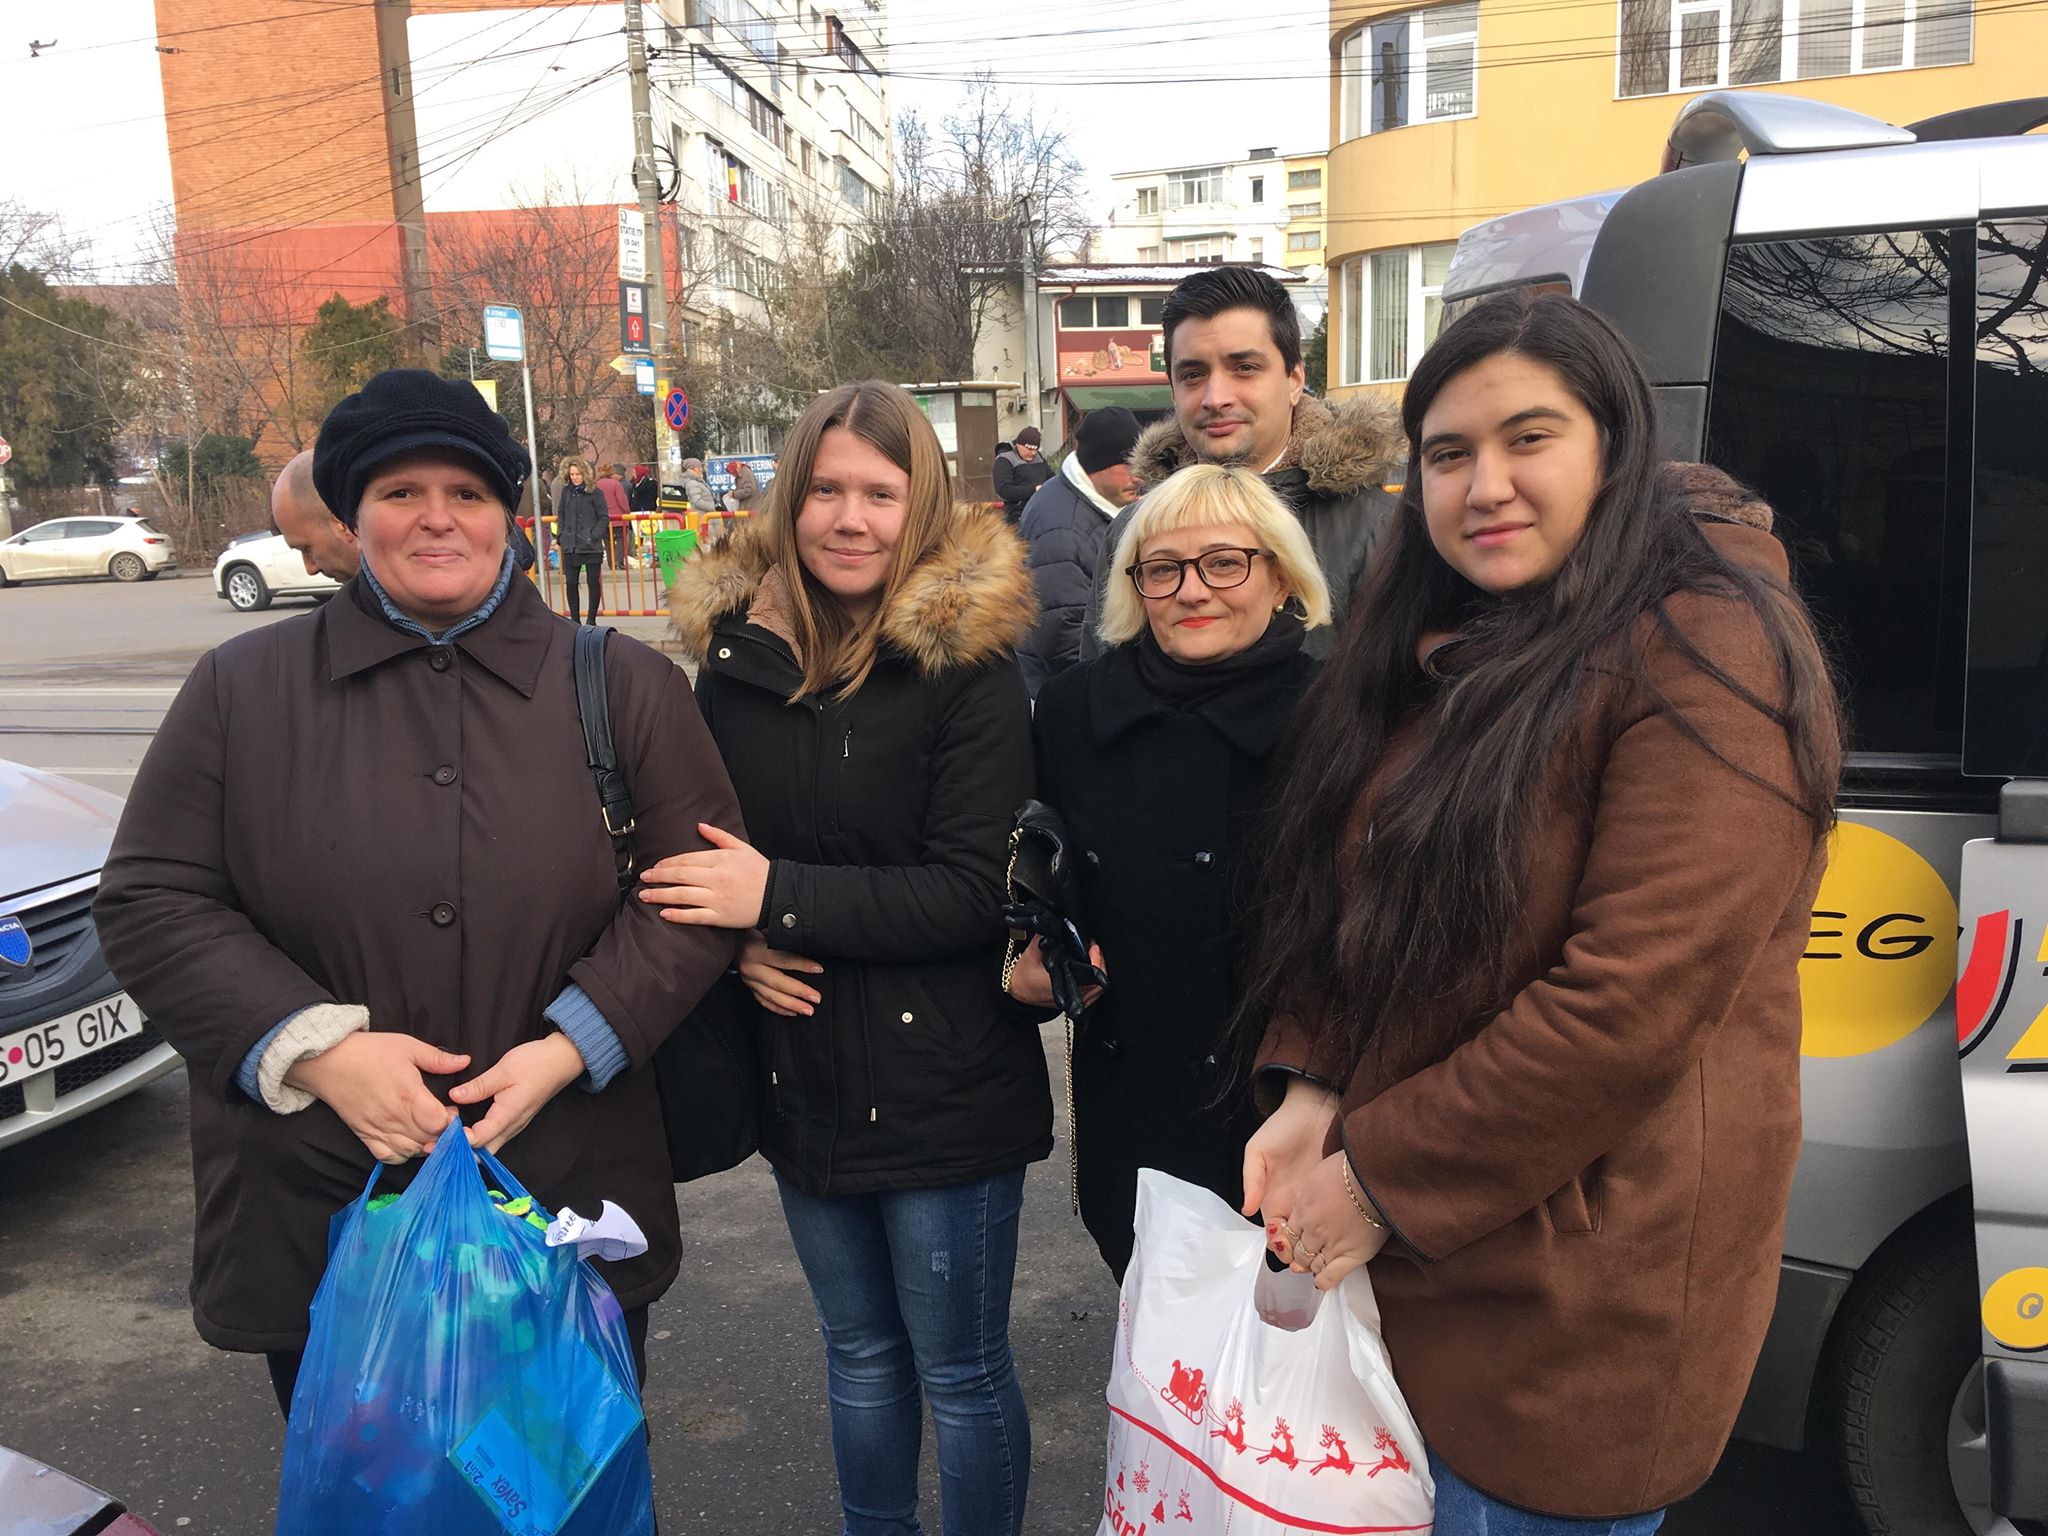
[275,1131,655,1536]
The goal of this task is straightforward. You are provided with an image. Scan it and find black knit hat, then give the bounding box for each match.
[1075,406,1142,474]
[312,368,530,529]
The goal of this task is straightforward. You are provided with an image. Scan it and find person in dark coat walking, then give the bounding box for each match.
[627,461,658,512]
[1079,266,1404,661]
[92,368,743,1428]
[554,454,608,622]
[654,380,1050,1536]
[1015,405,1142,699]
[992,426,1052,522]
[1009,463,1331,1278]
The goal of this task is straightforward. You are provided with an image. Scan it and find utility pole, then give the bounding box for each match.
[1017,197,1042,444]
[623,0,679,481]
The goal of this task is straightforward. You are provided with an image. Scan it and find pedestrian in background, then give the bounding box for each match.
[1014,405,1142,699]
[600,462,634,565]
[658,379,1049,1536]
[627,462,658,513]
[1080,266,1402,659]
[555,455,608,623]
[992,426,1052,523]
[269,448,359,582]
[1237,291,1844,1533]
[1011,464,1330,1278]
[92,367,741,1432]
[723,457,763,517]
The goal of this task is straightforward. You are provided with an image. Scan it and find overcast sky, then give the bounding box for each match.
[0,0,1328,279]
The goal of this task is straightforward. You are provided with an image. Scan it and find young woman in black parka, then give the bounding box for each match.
[650,380,1052,1536]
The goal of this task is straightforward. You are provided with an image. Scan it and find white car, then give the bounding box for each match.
[0,759,181,1150]
[212,529,341,612]
[0,516,178,586]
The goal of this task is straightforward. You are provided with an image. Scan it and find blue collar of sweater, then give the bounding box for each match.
[361,545,519,644]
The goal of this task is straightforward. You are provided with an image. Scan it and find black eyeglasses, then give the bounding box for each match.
[1125,546,1272,599]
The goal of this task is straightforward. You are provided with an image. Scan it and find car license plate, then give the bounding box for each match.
[0,993,144,1087]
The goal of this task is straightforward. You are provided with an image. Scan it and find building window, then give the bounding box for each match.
[1288,168,1322,190]
[1138,294,1165,324]
[1169,236,1226,262]
[1288,230,1321,252]
[1169,167,1225,208]
[1341,2,1478,140]
[850,111,886,160]
[837,157,876,213]
[1250,177,1265,203]
[1290,202,1323,218]
[1250,238,1265,262]
[824,14,878,80]
[1136,245,1161,262]
[1339,241,1454,384]
[1059,294,1158,328]
[1135,186,1161,217]
[1617,0,1972,96]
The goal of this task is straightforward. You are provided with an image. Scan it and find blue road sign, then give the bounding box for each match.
[664,389,691,431]
[482,304,524,363]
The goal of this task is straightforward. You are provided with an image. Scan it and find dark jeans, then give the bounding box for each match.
[1429,1451,1666,1536]
[265,1303,649,1418]
[564,552,603,622]
[776,1169,1030,1536]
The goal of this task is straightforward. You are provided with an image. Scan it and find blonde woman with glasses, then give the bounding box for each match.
[1007,463,1331,1278]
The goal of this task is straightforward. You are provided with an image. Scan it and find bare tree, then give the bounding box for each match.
[0,199,85,278]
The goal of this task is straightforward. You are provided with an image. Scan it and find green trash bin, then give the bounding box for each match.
[653,528,698,593]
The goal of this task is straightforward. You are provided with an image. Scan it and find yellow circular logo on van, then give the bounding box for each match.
[1983,1267,2048,1353]
[1798,822,1958,1059]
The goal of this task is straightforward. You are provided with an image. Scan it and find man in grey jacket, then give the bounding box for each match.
[1080,266,1402,661]
[1015,406,1142,698]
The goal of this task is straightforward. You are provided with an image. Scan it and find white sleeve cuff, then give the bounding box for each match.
[255,1003,371,1113]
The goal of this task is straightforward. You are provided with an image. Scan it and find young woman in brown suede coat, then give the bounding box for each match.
[1236,292,1844,1533]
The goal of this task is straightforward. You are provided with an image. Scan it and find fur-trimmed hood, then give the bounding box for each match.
[668,508,1036,675]
[1129,393,1405,498]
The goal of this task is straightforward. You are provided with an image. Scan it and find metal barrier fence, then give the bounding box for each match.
[525,509,747,618]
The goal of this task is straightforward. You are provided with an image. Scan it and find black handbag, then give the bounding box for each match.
[999,798,1106,1021]
[572,625,760,1183]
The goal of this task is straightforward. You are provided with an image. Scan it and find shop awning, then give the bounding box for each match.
[1061,384,1173,411]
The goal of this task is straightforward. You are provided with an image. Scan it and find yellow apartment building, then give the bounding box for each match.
[1324,0,2046,396]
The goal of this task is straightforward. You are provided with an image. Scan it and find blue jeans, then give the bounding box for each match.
[776,1169,1031,1536]
[1429,1451,1666,1536]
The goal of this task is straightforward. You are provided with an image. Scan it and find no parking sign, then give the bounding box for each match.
[663,389,691,432]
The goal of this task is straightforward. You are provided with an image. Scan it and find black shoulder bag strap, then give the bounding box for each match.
[572,624,637,894]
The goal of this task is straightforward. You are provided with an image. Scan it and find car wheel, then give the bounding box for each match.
[1819,1203,1988,1535]
[109,551,147,583]
[139,568,161,581]
[223,564,271,612]
[0,563,10,588]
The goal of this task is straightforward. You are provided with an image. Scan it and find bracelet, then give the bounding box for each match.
[1341,1157,1388,1233]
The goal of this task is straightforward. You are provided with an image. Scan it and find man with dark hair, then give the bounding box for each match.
[993,425,1053,523]
[1080,266,1402,659]
[1015,406,1143,698]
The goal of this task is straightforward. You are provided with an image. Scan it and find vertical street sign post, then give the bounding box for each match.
[483,303,548,603]
[0,434,13,539]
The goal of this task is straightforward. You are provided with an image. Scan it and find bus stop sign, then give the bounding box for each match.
[664,389,691,432]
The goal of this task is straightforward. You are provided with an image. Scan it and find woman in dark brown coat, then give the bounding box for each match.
[93,369,741,1423]
[1234,294,1844,1531]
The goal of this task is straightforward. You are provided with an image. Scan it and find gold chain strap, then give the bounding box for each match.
[997,825,1025,991]
[1342,1156,1387,1232]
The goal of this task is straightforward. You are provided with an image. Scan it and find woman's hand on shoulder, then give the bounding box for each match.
[448,1033,588,1154]
[284,1031,469,1164]
[737,931,825,1017]
[638,823,770,929]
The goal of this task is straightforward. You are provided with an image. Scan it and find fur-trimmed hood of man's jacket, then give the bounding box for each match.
[1129,392,1404,497]
[668,507,1036,677]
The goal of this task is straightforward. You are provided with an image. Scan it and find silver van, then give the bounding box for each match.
[1443,90,2048,1536]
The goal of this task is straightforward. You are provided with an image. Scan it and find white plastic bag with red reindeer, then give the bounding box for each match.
[1097,1171,1433,1536]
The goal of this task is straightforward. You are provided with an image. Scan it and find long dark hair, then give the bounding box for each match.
[1235,290,1842,1078]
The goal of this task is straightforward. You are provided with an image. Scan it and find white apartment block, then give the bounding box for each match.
[651,0,892,361]
[1089,148,1331,327]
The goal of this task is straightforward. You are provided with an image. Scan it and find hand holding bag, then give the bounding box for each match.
[1000,798,1107,1020]
[1098,1170,1435,1536]
[275,1133,654,1536]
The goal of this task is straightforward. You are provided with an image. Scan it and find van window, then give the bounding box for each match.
[1706,229,1964,761]
[1965,216,2048,777]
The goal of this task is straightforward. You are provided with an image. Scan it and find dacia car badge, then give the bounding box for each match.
[0,914,31,976]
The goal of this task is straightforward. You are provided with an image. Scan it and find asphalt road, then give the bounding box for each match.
[0,572,1869,1534]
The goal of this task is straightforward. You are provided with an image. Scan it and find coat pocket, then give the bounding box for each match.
[1543,1161,1603,1234]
